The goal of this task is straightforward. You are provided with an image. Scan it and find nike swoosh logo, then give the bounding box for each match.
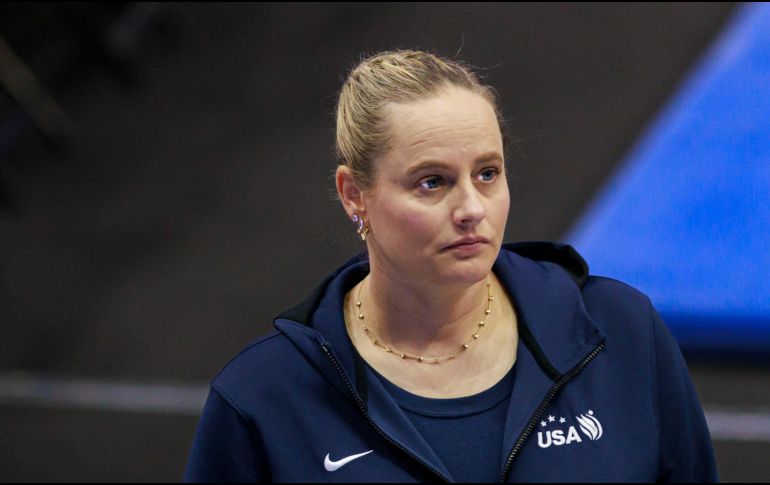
[324,450,373,471]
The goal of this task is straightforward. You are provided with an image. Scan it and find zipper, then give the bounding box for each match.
[499,342,605,482]
[321,344,451,482]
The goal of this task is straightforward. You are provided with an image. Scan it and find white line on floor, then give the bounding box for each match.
[0,370,208,416]
[704,407,770,442]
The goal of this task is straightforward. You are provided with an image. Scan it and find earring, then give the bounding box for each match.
[352,214,369,241]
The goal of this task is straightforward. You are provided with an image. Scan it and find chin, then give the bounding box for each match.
[435,256,494,286]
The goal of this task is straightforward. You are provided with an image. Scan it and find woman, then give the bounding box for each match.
[184,50,718,482]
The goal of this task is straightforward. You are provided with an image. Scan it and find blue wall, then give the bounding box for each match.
[567,3,770,356]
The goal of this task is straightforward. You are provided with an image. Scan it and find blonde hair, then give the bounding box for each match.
[335,49,505,192]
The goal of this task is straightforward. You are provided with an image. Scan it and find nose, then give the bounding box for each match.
[452,180,486,229]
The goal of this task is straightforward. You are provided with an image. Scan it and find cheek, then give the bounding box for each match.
[490,180,510,218]
[377,200,440,244]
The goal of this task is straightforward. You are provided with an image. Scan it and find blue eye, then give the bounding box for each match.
[480,168,499,181]
[419,176,443,190]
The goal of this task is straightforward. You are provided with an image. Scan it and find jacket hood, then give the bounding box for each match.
[272,241,604,400]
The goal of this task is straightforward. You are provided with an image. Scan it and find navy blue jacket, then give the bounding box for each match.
[184,242,718,482]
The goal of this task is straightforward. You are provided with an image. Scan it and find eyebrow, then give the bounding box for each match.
[405,151,503,175]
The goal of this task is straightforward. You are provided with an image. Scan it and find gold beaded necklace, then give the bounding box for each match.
[354,276,494,364]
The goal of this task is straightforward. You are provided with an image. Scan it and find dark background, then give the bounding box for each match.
[1,3,767,482]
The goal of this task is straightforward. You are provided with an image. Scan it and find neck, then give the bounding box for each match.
[359,263,496,358]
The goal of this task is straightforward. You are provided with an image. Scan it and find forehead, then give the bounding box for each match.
[381,86,502,168]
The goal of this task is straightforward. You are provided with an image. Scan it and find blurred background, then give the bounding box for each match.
[1,2,768,482]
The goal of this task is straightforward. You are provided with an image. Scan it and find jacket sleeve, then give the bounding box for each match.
[184,386,270,482]
[649,301,719,482]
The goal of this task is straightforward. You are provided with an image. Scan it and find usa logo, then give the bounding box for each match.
[537,410,603,448]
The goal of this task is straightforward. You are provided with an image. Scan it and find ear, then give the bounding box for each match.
[336,165,367,219]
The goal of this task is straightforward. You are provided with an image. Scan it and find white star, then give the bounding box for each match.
[548,415,555,422]
[540,421,547,427]
[559,417,566,424]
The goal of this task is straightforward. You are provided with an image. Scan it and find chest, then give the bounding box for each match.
[358,318,518,398]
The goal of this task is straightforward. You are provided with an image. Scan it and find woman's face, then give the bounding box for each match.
[362,86,510,287]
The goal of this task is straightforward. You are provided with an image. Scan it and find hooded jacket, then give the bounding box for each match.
[184,242,718,482]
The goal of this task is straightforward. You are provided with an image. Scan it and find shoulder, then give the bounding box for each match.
[581,274,678,367]
[582,274,653,313]
[209,330,306,411]
[215,331,291,375]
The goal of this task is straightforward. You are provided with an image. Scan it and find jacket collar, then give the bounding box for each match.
[493,243,605,377]
[271,249,366,400]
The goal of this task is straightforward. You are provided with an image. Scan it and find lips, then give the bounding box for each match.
[444,236,490,250]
